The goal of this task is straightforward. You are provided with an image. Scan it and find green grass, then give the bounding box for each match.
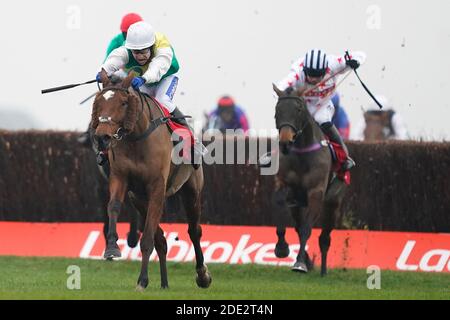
[0,256,448,300]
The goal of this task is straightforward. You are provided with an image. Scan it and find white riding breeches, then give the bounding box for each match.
[139,74,179,113]
[308,101,335,126]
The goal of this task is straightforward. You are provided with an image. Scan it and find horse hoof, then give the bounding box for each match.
[292,262,308,273]
[104,246,121,260]
[161,284,169,290]
[136,277,149,291]
[135,285,145,292]
[274,241,290,258]
[196,265,212,289]
[127,232,140,248]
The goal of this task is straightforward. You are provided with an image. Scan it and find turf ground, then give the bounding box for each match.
[0,256,448,300]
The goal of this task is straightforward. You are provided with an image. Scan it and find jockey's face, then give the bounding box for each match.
[306,75,324,85]
[131,48,151,65]
[219,107,234,123]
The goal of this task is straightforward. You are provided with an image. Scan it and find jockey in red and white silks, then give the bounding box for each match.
[275,49,367,170]
[277,49,366,126]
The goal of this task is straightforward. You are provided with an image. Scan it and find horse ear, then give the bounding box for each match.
[100,69,110,87]
[122,73,135,89]
[272,83,284,97]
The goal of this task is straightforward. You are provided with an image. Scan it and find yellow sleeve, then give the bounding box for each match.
[154,32,171,49]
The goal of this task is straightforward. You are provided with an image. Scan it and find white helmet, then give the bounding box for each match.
[125,21,156,50]
[366,95,390,111]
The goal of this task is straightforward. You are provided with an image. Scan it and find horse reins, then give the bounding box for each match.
[276,96,327,155]
[95,86,173,161]
[276,96,310,138]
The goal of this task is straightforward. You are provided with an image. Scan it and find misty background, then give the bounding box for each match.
[0,0,449,140]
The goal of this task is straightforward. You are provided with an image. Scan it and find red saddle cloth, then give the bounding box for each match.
[149,97,194,161]
[328,141,351,185]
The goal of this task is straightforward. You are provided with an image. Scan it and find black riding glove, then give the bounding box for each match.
[345,58,360,70]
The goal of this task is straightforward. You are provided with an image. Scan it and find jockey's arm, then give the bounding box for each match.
[142,47,173,83]
[328,51,367,75]
[100,47,129,76]
[275,57,306,95]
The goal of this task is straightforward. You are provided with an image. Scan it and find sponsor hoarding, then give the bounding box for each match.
[0,222,449,272]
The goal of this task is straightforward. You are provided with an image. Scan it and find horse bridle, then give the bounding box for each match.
[276,96,309,141]
[96,86,172,142]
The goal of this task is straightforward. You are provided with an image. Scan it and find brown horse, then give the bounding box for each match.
[363,110,395,141]
[272,84,348,276]
[91,70,212,291]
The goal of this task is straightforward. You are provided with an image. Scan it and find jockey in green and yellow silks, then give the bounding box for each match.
[98,21,180,114]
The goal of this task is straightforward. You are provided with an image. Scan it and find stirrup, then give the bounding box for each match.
[342,157,356,171]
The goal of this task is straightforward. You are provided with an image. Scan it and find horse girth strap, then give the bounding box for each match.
[125,116,171,142]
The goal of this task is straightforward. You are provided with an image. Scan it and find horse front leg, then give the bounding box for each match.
[292,207,312,273]
[293,189,323,273]
[124,194,141,248]
[104,176,128,260]
[136,179,166,291]
[181,183,212,289]
[272,186,291,258]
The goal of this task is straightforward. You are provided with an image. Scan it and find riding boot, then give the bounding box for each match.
[320,122,356,171]
[170,107,207,170]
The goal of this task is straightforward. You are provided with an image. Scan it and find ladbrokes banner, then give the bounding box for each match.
[0,222,449,273]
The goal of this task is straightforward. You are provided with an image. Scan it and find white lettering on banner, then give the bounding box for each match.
[419,249,450,272]
[396,240,450,272]
[277,244,301,266]
[166,232,189,262]
[79,231,102,259]
[396,240,419,271]
[254,244,278,265]
[184,241,210,262]
[204,241,234,263]
[230,235,263,264]
[78,230,449,272]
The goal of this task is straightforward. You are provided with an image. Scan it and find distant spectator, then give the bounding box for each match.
[351,95,409,141]
[204,96,249,133]
[331,93,350,140]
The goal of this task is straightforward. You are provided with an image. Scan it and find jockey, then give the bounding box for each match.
[98,21,183,119]
[204,96,250,133]
[276,49,366,170]
[77,13,143,146]
[331,93,350,140]
[97,21,204,168]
